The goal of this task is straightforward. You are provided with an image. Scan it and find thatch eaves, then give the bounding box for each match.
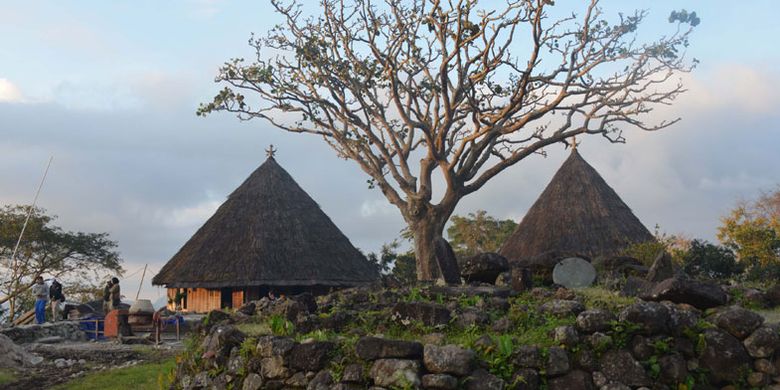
[499,149,654,261]
[152,156,378,288]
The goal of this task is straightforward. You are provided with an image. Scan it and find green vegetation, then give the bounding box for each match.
[53,358,175,390]
[447,210,517,258]
[235,321,271,336]
[577,287,636,310]
[0,369,17,386]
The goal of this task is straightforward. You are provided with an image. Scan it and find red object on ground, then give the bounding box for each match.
[104,309,129,338]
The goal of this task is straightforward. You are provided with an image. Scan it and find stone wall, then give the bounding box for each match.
[0,321,87,344]
[175,290,780,390]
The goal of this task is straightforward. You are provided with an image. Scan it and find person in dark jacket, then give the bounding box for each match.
[49,279,65,321]
[109,277,121,310]
[102,280,113,314]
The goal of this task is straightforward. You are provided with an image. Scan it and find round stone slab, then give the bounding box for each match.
[553,257,596,289]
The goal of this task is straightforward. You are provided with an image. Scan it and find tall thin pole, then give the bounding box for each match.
[8,156,53,321]
[135,264,148,301]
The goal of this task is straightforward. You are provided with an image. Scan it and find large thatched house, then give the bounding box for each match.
[152,154,378,312]
[500,148,654,262]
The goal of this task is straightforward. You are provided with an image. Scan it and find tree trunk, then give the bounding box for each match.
[408,209,451,281]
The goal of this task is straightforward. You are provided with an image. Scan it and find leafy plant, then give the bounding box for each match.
[268,315,294,336]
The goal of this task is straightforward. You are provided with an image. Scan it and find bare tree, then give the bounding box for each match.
[198,0,698,280]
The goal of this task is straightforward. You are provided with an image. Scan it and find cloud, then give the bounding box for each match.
[0,78,23,102]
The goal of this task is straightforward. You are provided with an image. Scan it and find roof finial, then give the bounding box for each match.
[266,144,277,158]
[571,135,579,151]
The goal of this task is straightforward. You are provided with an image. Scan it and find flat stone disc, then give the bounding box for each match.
[553,257,596,288]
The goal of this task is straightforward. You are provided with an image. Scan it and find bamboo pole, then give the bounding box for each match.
[135,264,148,301]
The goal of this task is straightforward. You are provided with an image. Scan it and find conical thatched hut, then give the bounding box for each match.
[152,154,378,312]
[499,148,654,263]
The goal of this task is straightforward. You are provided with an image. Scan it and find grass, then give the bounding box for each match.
[0,369,17,385]
[52,358,176,390]
[576,286,636,310]
[754,307,780,324]
[236,322,272,336]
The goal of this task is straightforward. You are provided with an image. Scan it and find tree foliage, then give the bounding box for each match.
[198,0,698,280]
[366,240,416,285]
[0,205,123,321]
[446,210,516,257]
[681,239,742,280]
[718,202,780,267]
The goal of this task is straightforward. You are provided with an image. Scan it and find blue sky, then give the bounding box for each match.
[1,0,779,302]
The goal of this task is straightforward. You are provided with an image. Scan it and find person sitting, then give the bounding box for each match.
[49,279,65,322]
[31,276,49,324]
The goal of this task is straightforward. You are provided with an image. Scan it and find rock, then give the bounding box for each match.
[546,347,570,376]
[539,300,585,317]
[599,350,650,387]
[743,326,780,358]
[573,349,598,371]
[754,358,775,374]
[460,253,510,284]
[236,302,256,316]
[514,345,544,369]
[36,336,64,344]
[553,325,580,347]
[422,373,458,389]
[306,370,333,390]
[620,277,653,297]
[456,308,490,328]
[342,363,365,383]
[256,336,296,358]
[592,371,608,387]
[660,302,700,336]
[355,337,423,360]
[421,332,446,346]
[495,272,512,288]
[260,356,289,380]
[288,341,335,371]
[369,359,421,388]
[600,383,630,390]
[284,372,309,387]
[553,257,597,289]
[201,325,246,363]
[594,256,646,277]
[424,344,476,376]
[465,369,505,390]
[491,317,512,333]
[515,250,589,283]
[658,354,687,385]
[512,368,539,390]
[646,252,675,283]
[291,292,318,313]
[747,372,768,387]
[711,306,764,339]
[511,268,533,292]
[643,277,727,310]
[242,373,263,390]
[576,309,616,333]
[392,302,452,327]
[434,237,462,285]
[698,328,751,384]
[618,301,670,334]
[765,284,780,307]
[547,370,595,390]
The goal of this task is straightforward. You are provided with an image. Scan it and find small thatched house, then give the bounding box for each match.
[499,148,654,262]
[152,154,378,312]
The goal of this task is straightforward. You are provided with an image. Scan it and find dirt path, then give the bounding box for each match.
[0,341,183,389]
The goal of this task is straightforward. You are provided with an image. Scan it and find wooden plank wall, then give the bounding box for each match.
[232,290,244,309]
[168,288,221,313]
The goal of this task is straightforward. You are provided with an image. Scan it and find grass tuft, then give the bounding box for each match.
[52,358,176,390]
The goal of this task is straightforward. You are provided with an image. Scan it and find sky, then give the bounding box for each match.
[1,0,779,304]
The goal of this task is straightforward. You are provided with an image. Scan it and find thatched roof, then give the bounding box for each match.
[152,156,378,288]
[499,149,654,261]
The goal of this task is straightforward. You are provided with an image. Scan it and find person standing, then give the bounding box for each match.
[49,279,65,321]
[31,276,49,324]
[102,280,113,314]
[109,277,121,310]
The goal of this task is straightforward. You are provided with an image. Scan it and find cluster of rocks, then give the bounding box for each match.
[0,321,87,344]
[0,334,43,368]
[53,357,87,368]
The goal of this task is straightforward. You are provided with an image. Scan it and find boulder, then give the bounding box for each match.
[599,349,650,387]
[392,302,451,327]
[546,347,570,376]
[765,284,780,307]
[553,325,579,347]
[465,369,505,390]
[355,337,423,360]
[513,345,544,369]
[511,267,534,292]
[552,257,597,289]
[236,302,256,316]
[743,326,780,358]
[460,252,510,284]
[242,373,263,390]
[287,341,335,372]
[306,370,333,390]
[290,292,318,313]
[643,277,727,309]
[547,369,595,390]
[618,301,670,335]
[576,309,616,333]
[698,328,751,384]
[422,374,458,390]
[646,252,675,283]
[255,336,295,358]
[0,334,42,368]
[539,300,586,317]
[424,344,476,376]
[660,302,701,336]
[434,237,462,285]
[657,353,688,385]
[201,325,245,363]
[341,364,365,383]
[620,276,653,298]
[711,306,764,339]
[369,359,421,388]
[512,368,539,390]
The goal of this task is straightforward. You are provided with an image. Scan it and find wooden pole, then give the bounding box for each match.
[8,156,53,322]
[135,264,148,301]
